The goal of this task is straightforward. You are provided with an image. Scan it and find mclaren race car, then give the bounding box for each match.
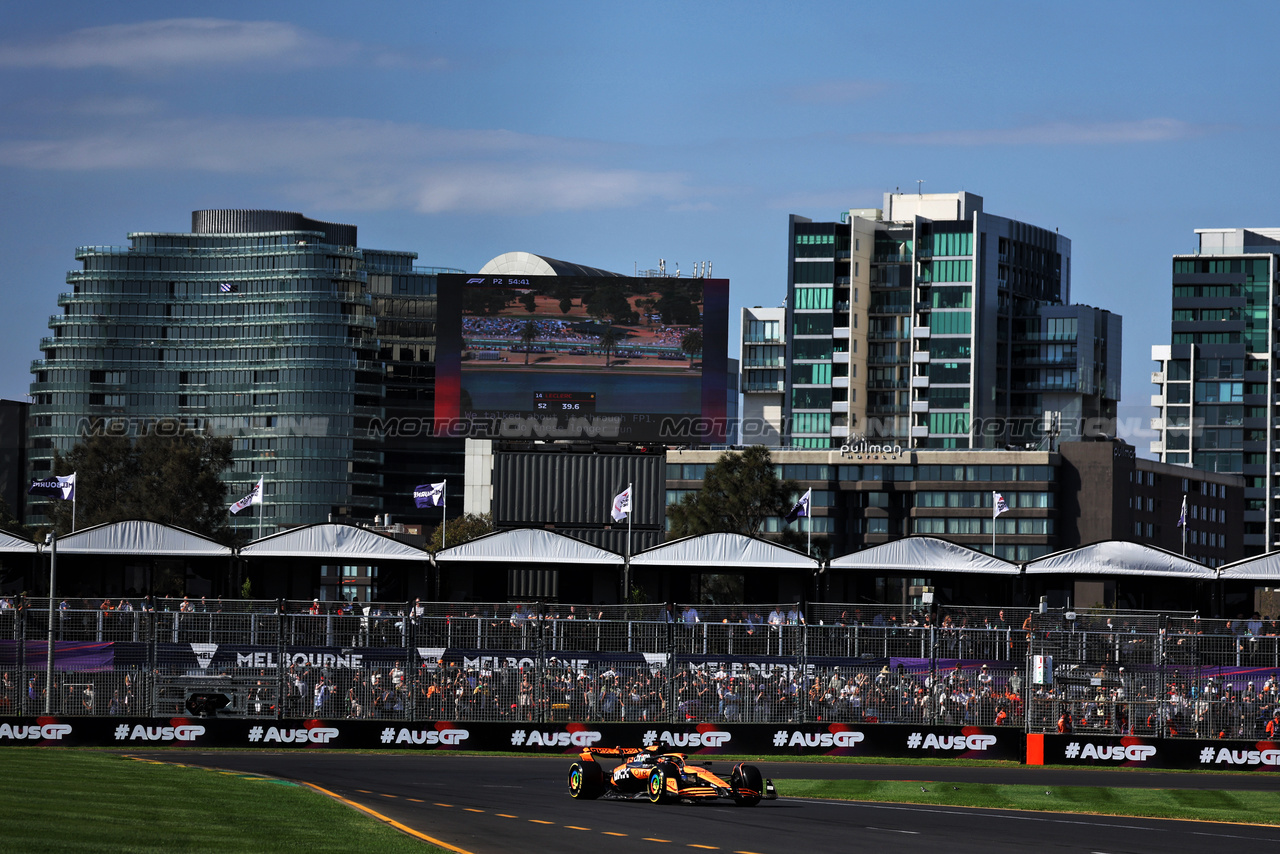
[568,746,777,806]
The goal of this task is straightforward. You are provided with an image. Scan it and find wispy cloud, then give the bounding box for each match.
[854,118,1214,146]
[0,18,434,71]
[0,116,692,214]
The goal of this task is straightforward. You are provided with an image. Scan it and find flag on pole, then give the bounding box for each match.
[1177,495,1187,528]
[230,477,263,515]
[29,474,75,500]
[611,487,632,522]
[414,481,446,509]
[785,488,812,524]
[993,492,1010,518]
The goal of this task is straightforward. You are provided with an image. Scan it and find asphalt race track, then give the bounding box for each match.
[149,752,1280,854]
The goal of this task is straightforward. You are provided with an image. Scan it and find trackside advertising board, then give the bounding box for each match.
[1032,733,1280,771]
[0,717,1018,759]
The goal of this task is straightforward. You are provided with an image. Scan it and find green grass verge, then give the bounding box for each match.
[777,778,1280,825]
[0,749,449,853]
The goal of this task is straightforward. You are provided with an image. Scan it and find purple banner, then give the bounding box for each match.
[0,641,115,671]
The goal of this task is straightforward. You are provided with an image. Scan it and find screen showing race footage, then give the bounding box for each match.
[435,274,728,443]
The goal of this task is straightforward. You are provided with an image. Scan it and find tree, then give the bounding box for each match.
[427,512,494,552]
[680,329,703,368]
[666,446,798,539]
[520,320,539,365]
[553,282,575,315]
[0,496,30,540]
[598,326,622,367]
[46,428,234,541]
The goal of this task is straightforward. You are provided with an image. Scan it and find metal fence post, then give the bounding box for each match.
[15,595,25,713]
[144,597,156,718]
[276,599,286,720]
[929,625,938,726]
[536,600,547,725]
[666,609,676,724]
[798,616,808,724]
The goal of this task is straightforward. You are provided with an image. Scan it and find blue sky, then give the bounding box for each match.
[3,1,1279,453]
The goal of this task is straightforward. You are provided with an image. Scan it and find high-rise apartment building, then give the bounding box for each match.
[1150,227,1280,554]
[28,210,460,530]
[758,192,1120,450]
[740,306,785,446]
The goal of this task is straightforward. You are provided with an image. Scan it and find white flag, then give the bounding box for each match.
[611,487,632,522]
[230,477,263,515]
[57,473,76,501]
[993,491,1010,518]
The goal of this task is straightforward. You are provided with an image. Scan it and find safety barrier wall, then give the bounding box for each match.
[0,716,1023,761]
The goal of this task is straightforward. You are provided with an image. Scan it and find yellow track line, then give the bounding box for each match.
[301,782,475,854]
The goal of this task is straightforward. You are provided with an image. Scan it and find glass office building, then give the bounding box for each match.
[1150,227,1280,554]
[776,192,1119,450]
[28,209,459,530]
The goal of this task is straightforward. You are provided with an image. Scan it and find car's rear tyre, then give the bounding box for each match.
[647,765,670,804]
[568,761,604,799]
[731,763,763,807]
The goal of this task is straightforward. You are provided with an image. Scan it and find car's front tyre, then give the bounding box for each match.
[647,765,671,804]
[568,761,605,799]
[730,763,763,807]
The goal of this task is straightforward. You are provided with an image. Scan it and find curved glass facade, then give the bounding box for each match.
[28,211,456,531]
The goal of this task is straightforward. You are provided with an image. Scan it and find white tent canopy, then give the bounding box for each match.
[55,520,232,556]
[829,536,1020,575]
[630,533,818,570]
[1024,540,1214,578]
[434,528,623,565]
[241,523,428,561]
[1218,552,1280,580]
[0,530,37,553]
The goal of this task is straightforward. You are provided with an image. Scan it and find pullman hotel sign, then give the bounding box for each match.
[840,438,907,460]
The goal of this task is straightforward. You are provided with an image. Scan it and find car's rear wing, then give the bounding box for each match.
[579,746,648,760]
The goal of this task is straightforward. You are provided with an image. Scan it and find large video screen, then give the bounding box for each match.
[435,274,728,443]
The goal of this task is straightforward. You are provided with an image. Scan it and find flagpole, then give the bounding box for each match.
[626,482,632,602]
[258,479,264,542]
[442,481,447,550]
[992,491,997,555]
[1181,494,1187,556]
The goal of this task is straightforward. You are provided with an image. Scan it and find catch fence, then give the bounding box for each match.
[0,598,1277,740]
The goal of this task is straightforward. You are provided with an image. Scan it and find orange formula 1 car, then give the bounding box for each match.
[567,746,777,806]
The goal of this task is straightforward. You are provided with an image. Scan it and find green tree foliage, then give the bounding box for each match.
[47,429,234,541]
[520,320,539,365]
[552,281,575,315]
[598,326,622,367]
[680,329,703,367]
[654,283,702,325]
[427,512,494,552]
[0,496,30,540]
[584,284,639,325]
[666,446,798,539]
[462,287,515,316]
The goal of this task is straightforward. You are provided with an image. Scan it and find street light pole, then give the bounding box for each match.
[44,531,57,715]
